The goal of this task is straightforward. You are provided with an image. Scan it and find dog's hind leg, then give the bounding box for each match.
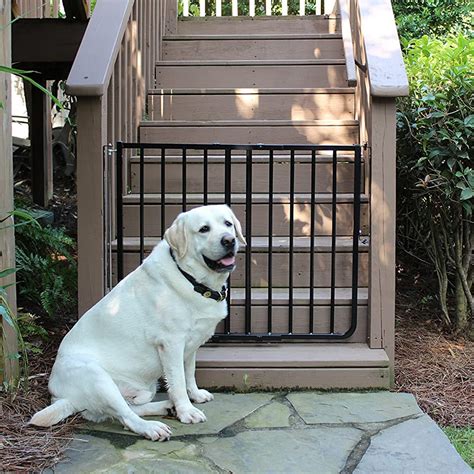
[44,357,172,441]
[130,400,174,417]
[85,369,172,441]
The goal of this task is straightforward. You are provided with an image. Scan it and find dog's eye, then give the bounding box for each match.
[199,225,210,233]
[224,220,233,227]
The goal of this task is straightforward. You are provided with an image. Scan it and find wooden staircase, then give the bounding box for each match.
[67,0,408,390]
[112,14,389,389]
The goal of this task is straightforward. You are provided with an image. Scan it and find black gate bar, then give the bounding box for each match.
[115,142,363,341]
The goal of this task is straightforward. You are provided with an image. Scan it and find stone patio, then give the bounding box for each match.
[51,391,471,473]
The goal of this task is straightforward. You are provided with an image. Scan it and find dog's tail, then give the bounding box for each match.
[29,399,76,427]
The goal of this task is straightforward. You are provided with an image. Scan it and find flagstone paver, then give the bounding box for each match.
[287,391,422,424]
[354,414,472,474]
[52,391,471,473]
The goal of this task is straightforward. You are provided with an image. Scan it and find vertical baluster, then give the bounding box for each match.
[183,0,189,16]
[200,0,205,16]
[316,0,321,15]
[224,148,231,206]
[249,0,255,16]
[265,0,272,15]
[288,149,294,333]
[161,148,166,238]
[309,149,316,333]
[351,146,362,334]
[116,142,124,282]
[224,147,232,333]
[139,147,145,263]
[299,0,305,15]
[203,148,208,206]
[245,149,252,334]
[216,0,222,16]
[267,149,274,334]
[232,0,238,16]
[182,148,187,212]
[329,149,337,333]
[282,0,288,15]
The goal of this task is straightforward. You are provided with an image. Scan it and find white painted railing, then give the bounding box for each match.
[180,0,336,16]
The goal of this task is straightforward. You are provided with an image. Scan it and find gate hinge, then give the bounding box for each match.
[104,143,117,157]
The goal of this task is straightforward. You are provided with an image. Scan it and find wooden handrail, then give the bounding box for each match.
[66,0,133,96]
[339,0,356,87]
[350,0,408,97]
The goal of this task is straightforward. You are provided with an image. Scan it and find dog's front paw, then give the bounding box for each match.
[136,420,172,442]
[188,388,214,404]
[177,405,207,424]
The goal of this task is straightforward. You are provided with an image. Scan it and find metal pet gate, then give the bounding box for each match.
[111,142,363,341]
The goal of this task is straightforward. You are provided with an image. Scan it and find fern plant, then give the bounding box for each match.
[15,219,77,319]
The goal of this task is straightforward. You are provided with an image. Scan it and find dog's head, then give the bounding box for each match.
[164,205,246,274]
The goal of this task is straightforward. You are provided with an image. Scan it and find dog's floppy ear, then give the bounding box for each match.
[164,213,188,258]
[228,207,247,246]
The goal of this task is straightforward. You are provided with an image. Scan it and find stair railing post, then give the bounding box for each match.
[76,96,107,315]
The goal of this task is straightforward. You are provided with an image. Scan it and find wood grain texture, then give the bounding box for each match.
[368,98,396,379]
[177,15,340,35]
[149,89,355,121]
[162,36,344,61]
[76,97,106,315]
[155,62,348,88]
[0,0,18,382]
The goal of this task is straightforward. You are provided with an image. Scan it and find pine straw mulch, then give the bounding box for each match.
[395,317,473,427]
[0,334,83,472]
[394,259,473,428]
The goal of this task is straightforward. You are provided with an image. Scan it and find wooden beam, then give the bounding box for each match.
[76,96,107,315]
[0,0,19,384]
[30,77,53,207]
[12,19,87,75]
[63,0,88,20]
[368,98,396,384]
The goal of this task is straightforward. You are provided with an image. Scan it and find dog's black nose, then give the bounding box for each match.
[221,234,236,249]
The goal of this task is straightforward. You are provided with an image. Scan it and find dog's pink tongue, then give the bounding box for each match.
[219,255,236,266]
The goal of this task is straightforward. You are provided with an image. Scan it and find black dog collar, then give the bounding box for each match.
[169,249,227,302]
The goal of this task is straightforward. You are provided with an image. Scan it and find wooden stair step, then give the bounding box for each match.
[228,287,368,305]
[129,152,364,194]
[225,305,368,343]
[112,236,369,252]
[155,60,348,88]
[113,238,368,288]
[121,197,368,237]
[195,344,390,389]
[162,34,344,61]
[139,119,359,145]
[197,343,387,368]
[148,87,355,121]
[122,192,367,204]
[128,151,361,162]
[178,15,341,35]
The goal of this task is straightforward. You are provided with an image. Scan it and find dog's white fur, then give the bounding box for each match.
[30,205,245,441]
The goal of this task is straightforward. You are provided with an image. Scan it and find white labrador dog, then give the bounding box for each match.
[30,205,245,441]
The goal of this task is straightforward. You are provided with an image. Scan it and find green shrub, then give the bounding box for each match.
[392,0,473,42]
[397,35,473,333]
[15,217,77,319]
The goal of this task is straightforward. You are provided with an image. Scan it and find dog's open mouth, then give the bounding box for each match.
[203,252,236,272]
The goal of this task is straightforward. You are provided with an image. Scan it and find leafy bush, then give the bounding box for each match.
[397,35,473,333]
[392,0,473,42]
[15,216,77,319]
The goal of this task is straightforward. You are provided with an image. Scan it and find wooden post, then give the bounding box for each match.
[30,77,53,207]
[368,97,396,383]
[165,0,177,35]
[76,96,107,315]
[0,0,19,383]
